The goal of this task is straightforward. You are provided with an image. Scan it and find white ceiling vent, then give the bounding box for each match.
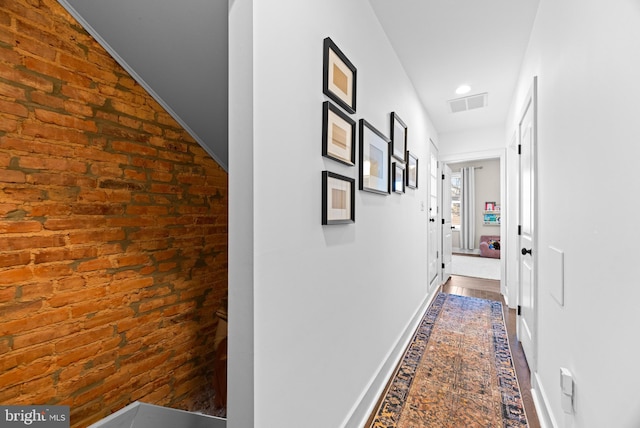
[448,92,488,113]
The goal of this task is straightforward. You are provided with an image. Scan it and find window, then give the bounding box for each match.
[451,173,461,229]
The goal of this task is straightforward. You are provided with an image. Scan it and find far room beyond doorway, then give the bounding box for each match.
[448,158,501,257]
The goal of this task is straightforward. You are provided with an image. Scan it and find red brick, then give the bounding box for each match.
[0,116,19,132]
[122,168,146,182]
[83,307,133,330]
[112,254,150,268]
[64,100,94,117]
[58,51,118,84]
[1,136,76,158]
[0,252,31,269]
[71,370,127,406]
[19,155,87,173]
[118,115,142,130]
[125,205,168,216]
[132,157,172,171]
[44,217,107,231]
[34,109,98,132]
[0,62,54,92]
[71,203,124,216]
[29,203,72,217]
[15,18,62,51]
[68,229,125,245]
[108,277,154,295]
[21,122,89,145]
[89,162,123,178]
[11,321,81,350]
[137,295,178,313]
[55,326,113,353]
[0,266,33,285]
[0,152,10,167]
[1,307,69,336]
[60,84,107,106]
[0,235,66,251]
[0,81,27,100]
[0,358,56,386]
[18,282,54,301]
[157,150,193,163]
[30,91,65,109]
[0,286,16,303]
[32,262,73,279]
[0,169,26,183]
[48,286,107,308]
[0,220,42,233]
[112,140,157,157]
[0,98,29,117]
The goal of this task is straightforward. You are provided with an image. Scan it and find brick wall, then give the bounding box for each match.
[0,1,228,426]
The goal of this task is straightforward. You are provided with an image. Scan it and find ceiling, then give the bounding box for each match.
[56,0,539,170]
[369,0,540,135]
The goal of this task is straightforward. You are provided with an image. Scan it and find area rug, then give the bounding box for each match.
[370,293,528,427]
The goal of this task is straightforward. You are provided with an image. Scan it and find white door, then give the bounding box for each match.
[441,164,453,283]
[428,140,439,290]
[518,77,537,369]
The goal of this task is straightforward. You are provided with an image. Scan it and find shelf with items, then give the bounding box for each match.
[483,211,501,226]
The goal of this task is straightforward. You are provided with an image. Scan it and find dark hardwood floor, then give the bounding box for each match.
[443,275,541,428]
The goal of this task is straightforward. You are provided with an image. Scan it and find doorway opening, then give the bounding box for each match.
[440,153,506,291]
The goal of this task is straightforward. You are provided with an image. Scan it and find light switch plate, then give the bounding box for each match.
[561,392,574,414]
[560,367,573,395]
[549,246,564,306]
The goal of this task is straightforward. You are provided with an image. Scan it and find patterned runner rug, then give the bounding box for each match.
[370,293,528,427]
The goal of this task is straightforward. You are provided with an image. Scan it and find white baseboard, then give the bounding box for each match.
[340,287,440,428]
[531,371,559,428]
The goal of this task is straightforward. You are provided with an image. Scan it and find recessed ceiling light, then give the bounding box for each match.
[455,85,471,95]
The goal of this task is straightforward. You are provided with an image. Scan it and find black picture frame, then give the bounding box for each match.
[323,37,357,114]
[322,171,355,225]
[359,119,391,195]
[322,101,356,166]
[406,151,418,189]
[390,112,407,162]
[393,162,405,194]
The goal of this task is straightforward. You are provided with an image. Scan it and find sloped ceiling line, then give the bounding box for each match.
[56,0,229,171]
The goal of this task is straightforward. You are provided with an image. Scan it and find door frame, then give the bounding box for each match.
[517,76,538,371]
[428,140,441,290]
[441,164,453,285]
[439,149,507,296]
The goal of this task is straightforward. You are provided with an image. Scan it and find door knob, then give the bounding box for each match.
[521,248,532,256]
[429,218,435,222]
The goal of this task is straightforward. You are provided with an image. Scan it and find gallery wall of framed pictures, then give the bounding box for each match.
[321,36,420,225]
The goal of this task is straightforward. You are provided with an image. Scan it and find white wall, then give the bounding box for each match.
[506,0,640,426]
[228,0,254,427]
[439,125,504,158]
[229,0,439,426]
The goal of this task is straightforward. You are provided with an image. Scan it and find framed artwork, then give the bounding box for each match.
[406,151,418,189]
[323,37,357,114]
[393,162,405,194]
[359,119,390,195]
[322,171,355,225]
[390,112,407,162]
[322,101,356,165]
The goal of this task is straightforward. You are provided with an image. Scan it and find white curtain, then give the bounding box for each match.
[461,167,475,249]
